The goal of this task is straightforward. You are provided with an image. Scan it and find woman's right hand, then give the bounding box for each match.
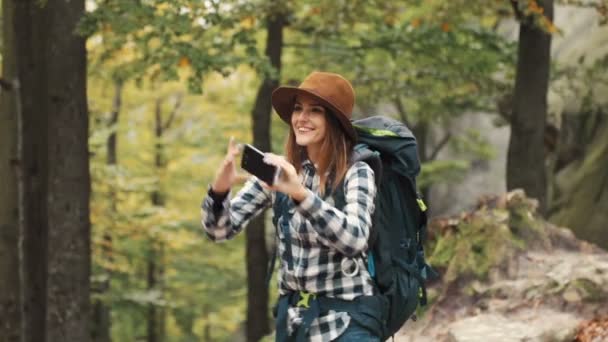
[211,137,241,193]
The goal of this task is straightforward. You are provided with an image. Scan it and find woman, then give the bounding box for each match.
[201,72,382,341]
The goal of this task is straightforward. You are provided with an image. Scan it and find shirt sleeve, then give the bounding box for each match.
[295,161,376,256]
[201,177,272,242]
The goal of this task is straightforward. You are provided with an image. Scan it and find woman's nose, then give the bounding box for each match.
[296,110,311,120]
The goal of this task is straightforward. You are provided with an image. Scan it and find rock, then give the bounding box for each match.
[395,189,608,342]
[446,311,579,342]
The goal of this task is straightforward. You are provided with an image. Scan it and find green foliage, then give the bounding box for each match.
[80,0,266,92]
[89,70,257,340]
[418,159,470,189]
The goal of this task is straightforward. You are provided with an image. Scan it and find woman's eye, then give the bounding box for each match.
[293,106,302,112]
[312,107,324,113]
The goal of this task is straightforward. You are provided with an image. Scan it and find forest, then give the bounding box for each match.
[1,0,607,341]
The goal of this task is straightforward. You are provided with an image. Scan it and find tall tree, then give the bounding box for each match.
[1,0,90,341]
[246,4,286,341]
[148,94,181,342]
[0,1,21,340]
[44,0,91,339]
[92,80,123,342]
[506,0,554,214]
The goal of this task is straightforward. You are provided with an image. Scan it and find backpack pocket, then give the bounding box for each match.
[348,295,388,338]
[384,263,420,336]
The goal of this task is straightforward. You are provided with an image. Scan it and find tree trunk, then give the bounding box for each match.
[147,96,178,342]
[13,1,49,341]
[412,122,431,202]
[0,0,21,340]
[506,0,553,214]
[3,1,90,341]
[44,0,91,339]
[93,80,122,342]
[246,7,285,341]
[147,247,158,342]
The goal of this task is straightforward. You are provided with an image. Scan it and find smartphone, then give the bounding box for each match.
[240,144,281,185]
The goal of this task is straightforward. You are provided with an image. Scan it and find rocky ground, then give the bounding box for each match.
[395,191,608,342]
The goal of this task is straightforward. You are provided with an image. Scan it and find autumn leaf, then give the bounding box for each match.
[240,16,255,30]
[178,56,191,68]
[310,7,321,15]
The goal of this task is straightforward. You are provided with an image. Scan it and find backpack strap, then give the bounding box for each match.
[333,143,382,248]
[266,192,293,287]
[333,144,381,217]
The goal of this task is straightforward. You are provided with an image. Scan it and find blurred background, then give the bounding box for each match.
[1,0,607,341]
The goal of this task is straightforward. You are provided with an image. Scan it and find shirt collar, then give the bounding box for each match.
[302,159,315,172]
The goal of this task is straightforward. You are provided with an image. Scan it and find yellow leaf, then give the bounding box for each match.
[240,16,255,29]
[148,37,162,50]
[178,56,191,68]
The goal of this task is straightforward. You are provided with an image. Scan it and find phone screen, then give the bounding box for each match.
[240,144,280,185]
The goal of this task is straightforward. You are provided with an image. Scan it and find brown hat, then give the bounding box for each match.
[271,71,357,140]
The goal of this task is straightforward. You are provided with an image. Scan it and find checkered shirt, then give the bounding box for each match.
[201,160,377,341]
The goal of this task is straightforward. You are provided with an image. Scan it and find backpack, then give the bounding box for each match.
[268,116,437,340]
[349,116,437,338]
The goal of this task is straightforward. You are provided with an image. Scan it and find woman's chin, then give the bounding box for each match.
[296,135,321,147]
[295,138,311,146]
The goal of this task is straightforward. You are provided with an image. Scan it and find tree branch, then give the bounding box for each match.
[510,0,524,20]
[429,132,452,161]
[393,96,411,127]
[162,93,183,131]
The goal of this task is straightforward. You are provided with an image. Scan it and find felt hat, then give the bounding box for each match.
[271,71,356,140]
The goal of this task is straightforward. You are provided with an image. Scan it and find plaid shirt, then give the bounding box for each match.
[201,160,377,342]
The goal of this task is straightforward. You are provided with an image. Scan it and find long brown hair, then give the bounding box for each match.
[285,109,354,196]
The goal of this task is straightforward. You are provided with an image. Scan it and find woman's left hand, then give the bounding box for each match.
[262,153,309,202]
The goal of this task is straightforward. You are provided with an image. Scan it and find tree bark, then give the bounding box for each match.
[0,0,21,340]
[506,0,553,214]
[3,1,90,341]
[12,1,49,341]
[44,0,91,340]
[246,7,285,341]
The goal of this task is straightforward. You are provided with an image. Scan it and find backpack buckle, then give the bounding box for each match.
[297,291,316,308]
[416,198,427,212]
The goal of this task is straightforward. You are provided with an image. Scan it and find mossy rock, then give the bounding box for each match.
[428,191,553,284]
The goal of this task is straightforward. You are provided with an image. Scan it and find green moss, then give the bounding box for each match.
[429,193,553,285]
[430,209,522,283]
[569,278,607,302]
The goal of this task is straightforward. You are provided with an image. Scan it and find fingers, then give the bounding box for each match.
[260,181,278,192]
[226,137,242,162]
[263,153,290,171]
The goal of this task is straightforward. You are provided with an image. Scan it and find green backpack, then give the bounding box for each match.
[269,116,436,340]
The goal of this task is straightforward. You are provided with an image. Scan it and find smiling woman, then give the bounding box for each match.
[200,72,383,341]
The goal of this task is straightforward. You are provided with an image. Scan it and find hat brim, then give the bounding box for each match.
[271,86,357,141]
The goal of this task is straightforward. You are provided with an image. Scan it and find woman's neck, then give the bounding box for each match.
[307,145,320,166]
